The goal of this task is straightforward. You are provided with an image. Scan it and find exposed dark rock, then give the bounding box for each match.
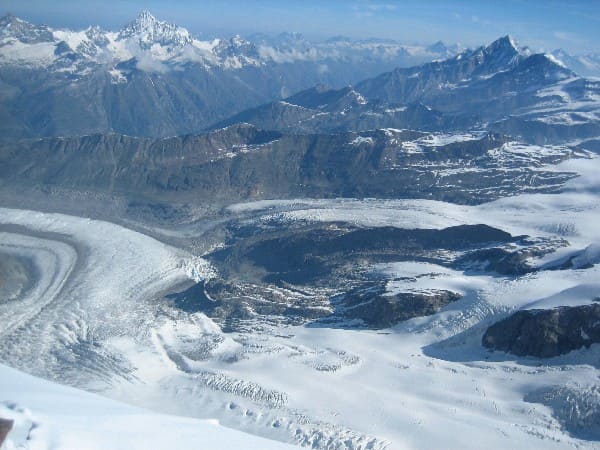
[166,217,566,333]
[0,418,13,447]
[210,223,518,285]
[0,123,580,207]
[0,14,454,139]
[331,283,461,328]
[455,244,558,275]
[482,303,600,357]
[166,279,331,332]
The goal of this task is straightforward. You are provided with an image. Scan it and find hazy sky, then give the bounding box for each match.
[1,0,598,53]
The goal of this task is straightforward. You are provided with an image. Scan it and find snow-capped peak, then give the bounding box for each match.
[117,10,192,48]
[0,13,54,44]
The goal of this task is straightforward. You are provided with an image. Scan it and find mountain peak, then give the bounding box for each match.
[427,40,447,54]
[118,10,192,48]
[134,10,159,28]
[473,35,523,73]
[0,12,17,23]
[486,35,519,54]
[0,13,31,30]
[138,10,155,20]
[0,13,54,43]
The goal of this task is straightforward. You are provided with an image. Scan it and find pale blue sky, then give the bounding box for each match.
[1,0,598,53]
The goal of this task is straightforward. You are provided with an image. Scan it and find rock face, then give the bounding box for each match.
[482,304,600,357]
[210,223,519,285]
[0,418,13,448]
[213,37,600,146]
[0,126,581,207]
[179,220,563,331]
[330,284,461,329]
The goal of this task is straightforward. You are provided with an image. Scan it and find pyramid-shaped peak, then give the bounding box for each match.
[427,40,447,53]
[118,10,192,48]
[136,10,158,24]
[122,10,163,33]
[486,35,519,53]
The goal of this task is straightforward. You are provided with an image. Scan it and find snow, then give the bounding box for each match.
[416,132,486,147]
[376,261,492,297]
[544,52,567,68]
[383,106,407,113]
[3,152,600,448]
[0,363,295,450]
[108,68,127,84]
[0,13,460,74]
[2,14,600,449]
[52,29,88,51]
[0,40,56,66]
[349,136,375,145]
[0,208,215,379]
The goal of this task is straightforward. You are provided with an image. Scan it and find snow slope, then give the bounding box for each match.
[0,363,295,450]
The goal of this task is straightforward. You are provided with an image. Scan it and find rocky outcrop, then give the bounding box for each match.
[210,223,519,284]
[332,283,461,328]
[482,303,600,357]
[0,418,13,447]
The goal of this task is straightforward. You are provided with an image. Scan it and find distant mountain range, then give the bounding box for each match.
[2,32,597,206]
[216,36,600,144]
[1,11,597,140]
[2,23,598,209]
[0,11,457,74]
[551,49,600,79]
[0,11,461,138]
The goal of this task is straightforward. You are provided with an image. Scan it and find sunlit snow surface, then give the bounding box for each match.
[1,156,600,449]
[0,363,295,450]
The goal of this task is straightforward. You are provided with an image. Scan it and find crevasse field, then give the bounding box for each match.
[1,155,599,449]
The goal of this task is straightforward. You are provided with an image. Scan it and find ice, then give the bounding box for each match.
[349,136,375,145]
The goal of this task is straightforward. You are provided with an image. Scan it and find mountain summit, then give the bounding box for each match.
[0,13,54,43]
[479,34,522,71]
[117,10,193,48]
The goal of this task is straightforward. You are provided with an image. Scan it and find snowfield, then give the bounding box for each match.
[1,156,600,449]
[0,363,295,450]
